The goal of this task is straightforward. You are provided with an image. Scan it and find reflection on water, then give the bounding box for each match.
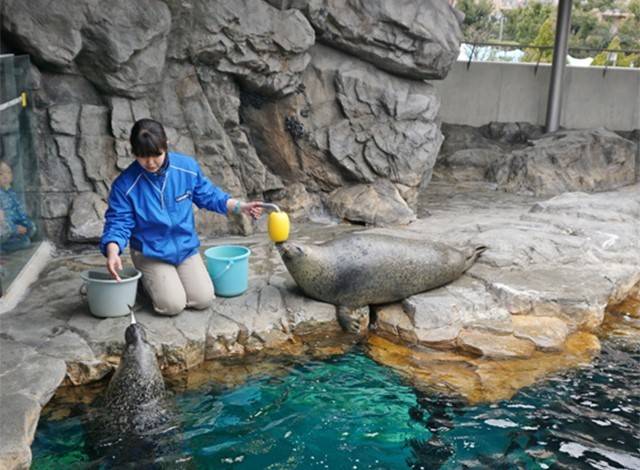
[32,331,639,469]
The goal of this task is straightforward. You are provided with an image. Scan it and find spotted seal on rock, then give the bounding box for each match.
[277,233,486,334]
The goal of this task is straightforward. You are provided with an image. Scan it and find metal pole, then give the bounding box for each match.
[545,0,572,133]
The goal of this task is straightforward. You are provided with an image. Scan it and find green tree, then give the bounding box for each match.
[593,36,639,67]
[617,0,640,53]
[522,16,556,62]
[456,0,496,42]
[503,2,554,44]
[592,36,620,64]
[569,7,612,55]
[579,0,616,12]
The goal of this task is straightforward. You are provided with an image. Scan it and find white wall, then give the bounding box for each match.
[431,61,640,131]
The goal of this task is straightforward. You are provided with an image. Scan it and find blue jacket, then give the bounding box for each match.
[0,187,36,243]
[100,152,230,265]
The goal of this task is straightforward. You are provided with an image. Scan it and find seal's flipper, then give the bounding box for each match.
[463,245,488,270]
[337,305,370,336]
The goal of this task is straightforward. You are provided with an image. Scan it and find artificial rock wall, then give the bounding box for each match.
[0,0,463,244]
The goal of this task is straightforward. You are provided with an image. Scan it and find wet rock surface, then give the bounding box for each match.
[1,182,639,469]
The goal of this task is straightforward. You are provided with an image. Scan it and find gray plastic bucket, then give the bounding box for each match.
[80,267,142,318]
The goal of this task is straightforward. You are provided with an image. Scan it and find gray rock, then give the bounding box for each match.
[282,287,341,336]
[76,0,171,97]
[241,45,443,210]
[37,71,103,107]
[212,286,289,338]
[77,105,118,198]
[300,0,463,79]
[457,328,536,359]
[188,0,315,96]
[40,192,73,219]
[68,192,107,242]
[1,0,85,69]
[473,265,616,330]
[36,330,112,385]
[511,315,569,352]
[48,104,79,136]
[109,96,153,169]
[196,66,283,195]
[0,393,40,470]
[206,313,244,359]
[485,121,543,144]
[488,129,636,196]
[53,135,93,192]
[0,339,66,406]
[266,182,325,221]
[327,181,416,226]
[403,277,512,332]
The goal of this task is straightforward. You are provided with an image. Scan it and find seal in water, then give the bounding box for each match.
[277,233,486,334]
[102,313,170,434]
[88,313,177,465]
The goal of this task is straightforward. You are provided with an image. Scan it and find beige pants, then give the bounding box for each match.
[131,250,215,316]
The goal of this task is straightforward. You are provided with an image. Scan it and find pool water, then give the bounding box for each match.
[32,337,639,469]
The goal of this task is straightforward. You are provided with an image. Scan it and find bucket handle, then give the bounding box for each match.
[212,259,234,281]
[79,283,87,296]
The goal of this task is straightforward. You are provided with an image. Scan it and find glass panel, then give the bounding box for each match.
[0,55,42,297]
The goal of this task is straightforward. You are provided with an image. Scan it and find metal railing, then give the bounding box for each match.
[462,41,640,75]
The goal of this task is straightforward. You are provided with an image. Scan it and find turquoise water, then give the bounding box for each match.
[32,338,639,469]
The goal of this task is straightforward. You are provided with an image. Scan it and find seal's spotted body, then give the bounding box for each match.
[103,323,169,434]
[278,233,485,333]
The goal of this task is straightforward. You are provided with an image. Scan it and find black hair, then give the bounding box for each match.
[129,119,168,157]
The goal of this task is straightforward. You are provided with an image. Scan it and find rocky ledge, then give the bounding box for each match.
[1,182,639,469]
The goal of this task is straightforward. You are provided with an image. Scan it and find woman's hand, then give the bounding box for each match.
[106,242,123,281]
[240,201,263,219]
[16,225,27,235]
[228,199,263,220]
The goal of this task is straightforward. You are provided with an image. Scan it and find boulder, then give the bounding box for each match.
[68,192,107,243]
[241,45,443,214]
[433,123,538,183]
[327,181,416,226]
[0,393,40,470]
[76,0,171,97]
[270,0,463,79]
[1,0,85,69]
[188,0,315,96]
[488,129,636,196]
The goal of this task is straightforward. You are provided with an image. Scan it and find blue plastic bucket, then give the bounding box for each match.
[204,245,251,297]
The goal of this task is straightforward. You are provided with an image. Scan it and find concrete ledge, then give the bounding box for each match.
[0,242,54,315]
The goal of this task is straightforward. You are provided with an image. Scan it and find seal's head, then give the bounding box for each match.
[276,241,307,264]
[105,321,165,410]
[125,323,147,347]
